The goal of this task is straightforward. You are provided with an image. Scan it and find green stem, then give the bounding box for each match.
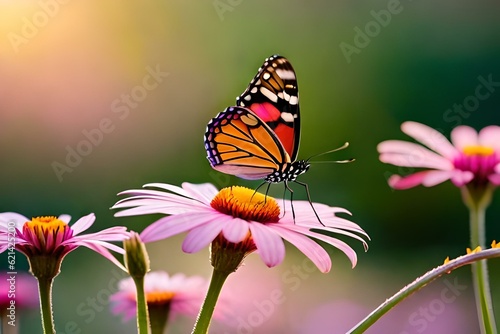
[465,185,497,334]
[37,277,55,334]
[133,276,151,334]
[192,269,230,334]
[347,248,500,333]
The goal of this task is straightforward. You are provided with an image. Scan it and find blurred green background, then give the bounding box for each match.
[1,0,500,333]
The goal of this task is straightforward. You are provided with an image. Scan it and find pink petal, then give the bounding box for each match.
[222,218,250,243]
[182,220,225,253]
[389,170,462,189]
[70,213,96,235]
[388,171,433,189]
[143,183,192,198]
[478,126,500,151]
[304,231,359,269]
[58,214,71,223]
[0,212,29,231]
[420,170,457,187]
[113,190,207,216]
[78,241,127,271]
[488,173,500,185]
[451,125,478,150]
[269,226,332,272]
[76,239,126,254]
[70,226,129,243]
[181,182,219,205]
[388,172,429,189]
[378,140,453,169]
[248,222,285,268]
[401,122,458,159]
[380,152,452,170]
[450,170,474,186]
[140,212,215,243]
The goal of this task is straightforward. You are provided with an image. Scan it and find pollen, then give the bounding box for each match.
[25,216,68,234]
[211,186,280,223]
[462,145,494,157]
[145,291,175,305]
[492,240,500,249]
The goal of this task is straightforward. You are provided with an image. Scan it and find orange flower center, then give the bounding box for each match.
[462,145,494,157]
[145,291,175,305]
[210,186,280,223]
[25,216,67,234]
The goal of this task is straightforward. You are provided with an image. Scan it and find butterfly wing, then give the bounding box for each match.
[236,55,300,161]
[205,106,291,180]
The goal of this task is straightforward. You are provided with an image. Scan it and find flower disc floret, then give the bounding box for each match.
[210,186,280,223]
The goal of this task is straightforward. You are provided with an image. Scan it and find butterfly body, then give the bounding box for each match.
[265,160,310,183]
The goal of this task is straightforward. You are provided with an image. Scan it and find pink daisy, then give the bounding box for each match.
[378,122,500,189]
[0,212,130,270]
[112,182,368,273]
[110,271,228,323]
[0,272,39,309]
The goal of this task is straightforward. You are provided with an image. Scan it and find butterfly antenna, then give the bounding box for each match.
[307,142,354,164]
[294,181,325,227]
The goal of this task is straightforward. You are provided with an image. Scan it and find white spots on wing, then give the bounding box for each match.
[260,87,278,102]
[250,87,258,93]
[244,95,251,101]
[289,95,298,105]
[255,79,261,85]
[275,69,296,80]
[281,112,295,122]
[262,72,271,80]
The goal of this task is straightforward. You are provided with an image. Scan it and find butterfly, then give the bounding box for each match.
[204,55,349,222]
[205,54,310,182]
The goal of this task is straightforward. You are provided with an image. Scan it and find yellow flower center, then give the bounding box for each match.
[25,216,67,234]
[211,186,280,223]
[462,145,494,157]
[145,291,175,305]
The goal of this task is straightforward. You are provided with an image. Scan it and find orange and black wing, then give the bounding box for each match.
[204,106,291,180]
[236,55,300,161]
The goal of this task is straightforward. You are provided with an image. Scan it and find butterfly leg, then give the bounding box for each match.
[294,181,325,226]
[284,181,297,223]
[280,183,288,219]
[262,182,272,204]
[252,181,268,202]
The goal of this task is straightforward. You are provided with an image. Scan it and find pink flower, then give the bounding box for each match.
[0,272,39,309]
[378,122,500,189]
[110,271,228,322]
[0,212,130,270]
[112,182,368,273]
